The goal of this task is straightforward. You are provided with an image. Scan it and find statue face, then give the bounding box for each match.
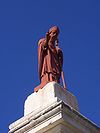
[49,26,59,41]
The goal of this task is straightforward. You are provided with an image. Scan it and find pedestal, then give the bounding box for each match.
[24,82,79,116]
[9,82,100,133]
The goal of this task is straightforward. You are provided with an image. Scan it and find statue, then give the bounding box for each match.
[34,26,66,92]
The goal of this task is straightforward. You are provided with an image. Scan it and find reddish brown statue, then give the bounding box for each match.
[34,26,66,92]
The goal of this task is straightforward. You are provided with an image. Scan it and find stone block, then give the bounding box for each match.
[24,82,79,116]
[9,101,100,133]
[9,82,100,133]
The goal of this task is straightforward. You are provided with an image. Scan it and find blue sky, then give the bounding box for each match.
[0,0,100,132]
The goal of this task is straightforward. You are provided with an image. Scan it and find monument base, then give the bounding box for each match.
[24,82,79,115]
[9,82,100,133]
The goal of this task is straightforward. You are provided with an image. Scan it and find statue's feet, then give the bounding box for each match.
[34,82,48,92]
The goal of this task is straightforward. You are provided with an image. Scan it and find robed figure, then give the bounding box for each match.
[34,26,66,92]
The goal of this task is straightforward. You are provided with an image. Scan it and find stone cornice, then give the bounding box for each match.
[9,101,100,133]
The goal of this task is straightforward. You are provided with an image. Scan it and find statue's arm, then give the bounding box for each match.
[42,32,50,50]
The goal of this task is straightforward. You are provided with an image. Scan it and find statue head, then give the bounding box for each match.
[49,26,59,41]
[49,26,59,34]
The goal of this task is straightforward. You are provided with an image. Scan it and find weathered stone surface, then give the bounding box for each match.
[8,82,100,133]
[9,101,100,133]
[24,82,79,116]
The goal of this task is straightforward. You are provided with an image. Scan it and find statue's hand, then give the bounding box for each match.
[46,31,50,41]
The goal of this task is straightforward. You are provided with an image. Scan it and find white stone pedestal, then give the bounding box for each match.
[9,82,100,133]
[24,82,79,116]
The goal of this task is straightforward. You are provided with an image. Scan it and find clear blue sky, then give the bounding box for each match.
[0,0,100,132]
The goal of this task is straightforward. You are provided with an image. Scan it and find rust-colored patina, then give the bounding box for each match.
[34,26,66,92]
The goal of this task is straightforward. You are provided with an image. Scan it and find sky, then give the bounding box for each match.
[0,0,100,132]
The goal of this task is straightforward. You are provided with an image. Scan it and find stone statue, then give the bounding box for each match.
[34,26,66,92]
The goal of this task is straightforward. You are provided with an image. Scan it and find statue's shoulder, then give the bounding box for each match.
[38,38,46,46]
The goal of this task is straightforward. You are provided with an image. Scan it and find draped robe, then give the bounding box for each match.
[38,40,63,84]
